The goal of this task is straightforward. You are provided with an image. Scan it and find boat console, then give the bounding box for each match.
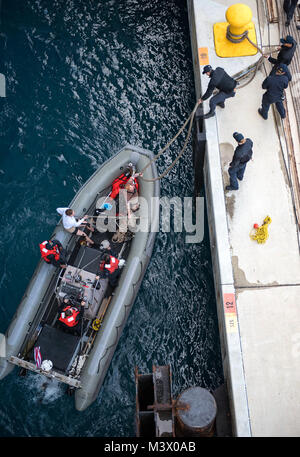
[57,264,108,321]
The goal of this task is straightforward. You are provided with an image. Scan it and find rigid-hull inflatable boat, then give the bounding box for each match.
[0,145,160,411]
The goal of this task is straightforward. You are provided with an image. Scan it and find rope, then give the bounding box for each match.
[226,25,264,55]
[235,56,264,89]
[139,100,201,182]
[136,28,273,183]
[84,214,144,220]
[92,27,276,187]
[250,216,272,244]
[138,28,267,183]
[225,25,269,90]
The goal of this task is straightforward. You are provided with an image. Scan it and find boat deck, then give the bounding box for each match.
[17,193,134,379]
[188,0,300,437]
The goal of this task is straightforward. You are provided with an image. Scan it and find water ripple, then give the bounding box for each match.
[0,0,223,437]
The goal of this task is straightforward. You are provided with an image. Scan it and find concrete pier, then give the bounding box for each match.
[187,0,300,437]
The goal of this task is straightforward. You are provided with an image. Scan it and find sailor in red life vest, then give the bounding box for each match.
[94,166,143,232]
[39,239,67,269]
[110,165,142,200]
[96,253,125,287]
[58,297,85,335]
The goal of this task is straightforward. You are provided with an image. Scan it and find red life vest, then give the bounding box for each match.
[39,241,60,263]
[59,306,80,327]
[100,255,120,274]
[110,173,139,200]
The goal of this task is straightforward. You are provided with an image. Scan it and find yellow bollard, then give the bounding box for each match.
[213,3,258,58]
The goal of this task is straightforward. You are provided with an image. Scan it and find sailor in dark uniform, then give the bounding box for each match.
[258,66,289,120]
[226,133,253,191]
[283,0,299,27]
[265,35,297,67]
[198,65,237,119]
[269,62,292,82]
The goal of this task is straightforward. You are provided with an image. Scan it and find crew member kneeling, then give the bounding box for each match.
[39,239,67,269]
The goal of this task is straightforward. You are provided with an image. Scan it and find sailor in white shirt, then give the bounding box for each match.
[56,207,94,244]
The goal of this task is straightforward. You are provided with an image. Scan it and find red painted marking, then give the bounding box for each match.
[223,293,237,314]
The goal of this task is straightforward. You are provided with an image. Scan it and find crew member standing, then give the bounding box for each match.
[226,132,253,191]
[269,62,292,82]
[268,63,291,103]
[258,66,289,120]
[39,239,67,269]
[198,65,237,119]
[283,0,299,28]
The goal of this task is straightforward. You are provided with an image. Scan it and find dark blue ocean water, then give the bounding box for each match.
[0,0,223,437]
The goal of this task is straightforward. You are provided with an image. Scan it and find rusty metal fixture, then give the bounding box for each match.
[135,365,175,437]
[175,387,217,437]
[147,399,189,413]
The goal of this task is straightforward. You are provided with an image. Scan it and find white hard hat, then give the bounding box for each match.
[41,360,53,372]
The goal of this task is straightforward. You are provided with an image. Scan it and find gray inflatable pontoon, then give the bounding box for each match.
[0,145,160,411]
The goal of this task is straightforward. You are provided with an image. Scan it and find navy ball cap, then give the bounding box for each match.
[202,65,212,74]
[285,35,294,43]
[280,35,294,44]
[233,132,244,142]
